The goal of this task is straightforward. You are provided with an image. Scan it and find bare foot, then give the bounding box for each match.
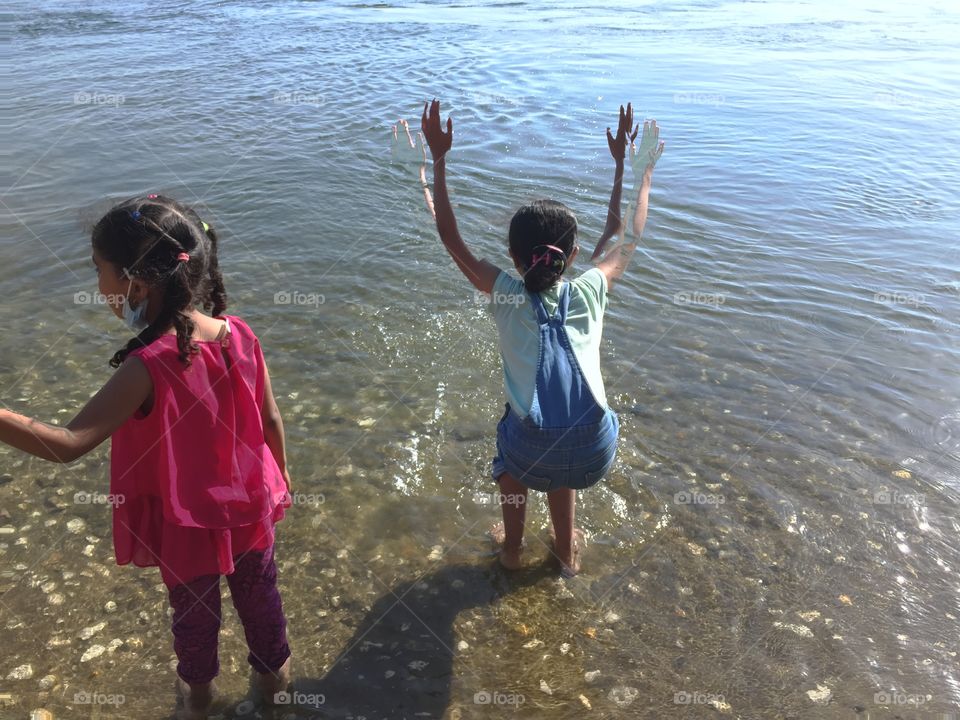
[255,656,292,705]
[489,522,524,570]
[175,678,215,720]
[549,527,586,577]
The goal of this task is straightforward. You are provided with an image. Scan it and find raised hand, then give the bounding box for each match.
[421,99,453,162]
[593,103,639,260]
[391,118,426,166]
[606,102,639,162]
[629,119,665,180]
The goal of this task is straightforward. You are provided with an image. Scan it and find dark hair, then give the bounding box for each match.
[92,194,228,368]
[508,199,578,293]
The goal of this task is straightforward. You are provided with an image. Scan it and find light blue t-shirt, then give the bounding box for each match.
[487,267,609,419]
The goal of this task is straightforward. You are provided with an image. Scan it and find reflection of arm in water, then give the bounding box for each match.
[420,99,500,294]
[593,119,665,290]
[391,118,435,220]
[593,103,638,259]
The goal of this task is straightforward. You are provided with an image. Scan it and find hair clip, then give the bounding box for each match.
[530,244,566,271]
[129,210,142,220]
[147,194,158,199]
[201,222,209,232]
[176,253,190,263]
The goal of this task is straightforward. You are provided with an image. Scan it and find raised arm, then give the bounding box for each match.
[421,99,500,294]
[594,119,664,289]
[0,357,152,463]
[592,103,638,260]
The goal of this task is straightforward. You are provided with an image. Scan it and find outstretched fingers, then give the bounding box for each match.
[401,118,415,148]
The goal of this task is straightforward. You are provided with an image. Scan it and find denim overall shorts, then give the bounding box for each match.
[492,282,619,491]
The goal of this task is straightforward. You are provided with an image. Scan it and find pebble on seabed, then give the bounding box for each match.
[80,645,106,662]
[78,621,106,640]
[6,663,33,680]
[807,684,832,704]
[608,686,639,706]
[774,622,814,638]
[65,518,85,534]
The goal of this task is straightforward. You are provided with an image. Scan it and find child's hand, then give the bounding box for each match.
[629,119,665,181]
[391,119,426,166]
[606,102,638,162]
[421,99,453,162]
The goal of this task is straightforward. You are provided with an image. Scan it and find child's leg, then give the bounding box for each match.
[495,472,528,569]
[225,546,291,700]
[168,574,222,718]
[547,488,582,576]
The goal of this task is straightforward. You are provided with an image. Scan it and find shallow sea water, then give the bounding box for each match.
[2,0,959,718]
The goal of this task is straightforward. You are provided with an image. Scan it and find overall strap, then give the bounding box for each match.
[528,282,570,326]
[556,282,572,324]
[527,289,551,325]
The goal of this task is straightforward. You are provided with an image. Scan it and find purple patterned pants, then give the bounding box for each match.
[167,545,290,684]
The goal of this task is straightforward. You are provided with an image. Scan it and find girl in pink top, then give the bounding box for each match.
[0,195,292,719]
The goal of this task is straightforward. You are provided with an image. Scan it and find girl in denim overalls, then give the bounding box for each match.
[418,100,664,576]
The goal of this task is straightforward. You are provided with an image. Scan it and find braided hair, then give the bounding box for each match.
[92,194,228,368]
[508,199,578,293]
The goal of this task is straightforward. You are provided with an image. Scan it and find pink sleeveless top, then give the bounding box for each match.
[110,315,289,587]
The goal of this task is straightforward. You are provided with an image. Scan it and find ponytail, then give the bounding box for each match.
[203,223,228,317]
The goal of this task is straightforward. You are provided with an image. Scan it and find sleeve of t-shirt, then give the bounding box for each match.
[489,270,526,321]
[575,267,608,318]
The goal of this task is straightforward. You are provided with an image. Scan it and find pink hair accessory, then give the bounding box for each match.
[530,244,567,269]
[176,253,190,263]
[147,194,158,199]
